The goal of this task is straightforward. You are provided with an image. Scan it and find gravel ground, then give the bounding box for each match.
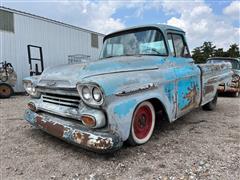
[0,95,239,180]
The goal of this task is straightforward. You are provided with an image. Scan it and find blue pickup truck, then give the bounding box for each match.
[23,24,232,152]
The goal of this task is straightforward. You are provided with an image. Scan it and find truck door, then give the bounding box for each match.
[167,33,201,118]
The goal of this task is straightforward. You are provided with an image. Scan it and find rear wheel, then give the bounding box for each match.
[232,91,239,97]
[202,92,218,111]
[0,83,13,98]
[128,101,155,145]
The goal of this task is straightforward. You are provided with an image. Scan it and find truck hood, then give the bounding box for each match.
[38,56,163,88]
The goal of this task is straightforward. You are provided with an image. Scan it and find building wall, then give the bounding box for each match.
[0,9,104,92]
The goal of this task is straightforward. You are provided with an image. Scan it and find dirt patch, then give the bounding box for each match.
[0,95,239,179]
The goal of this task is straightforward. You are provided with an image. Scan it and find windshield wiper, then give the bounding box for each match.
[142,48,161,54]
[102,54,142,59]
[104,55,115,59]
[151,48,161,54]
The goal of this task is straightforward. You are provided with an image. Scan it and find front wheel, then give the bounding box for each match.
[128,101,155,146]
[202,92,218,111]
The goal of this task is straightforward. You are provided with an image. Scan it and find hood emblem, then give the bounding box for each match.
[47,81,57,86]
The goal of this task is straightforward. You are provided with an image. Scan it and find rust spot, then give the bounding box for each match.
[73,131,112,149]
[36,116,64,138]
[73,132,90,146]
[94,137,112,149]
[181,84,198,111]
[204,85,214,95]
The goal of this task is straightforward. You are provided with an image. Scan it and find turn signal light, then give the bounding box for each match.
[27,102,37,112]
[81,115,96,127]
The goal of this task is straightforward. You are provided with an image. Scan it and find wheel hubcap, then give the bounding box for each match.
[133,106,152,139]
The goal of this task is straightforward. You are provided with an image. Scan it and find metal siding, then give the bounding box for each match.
[1,12,104,92]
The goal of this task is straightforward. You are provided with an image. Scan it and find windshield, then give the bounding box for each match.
[100,28,168,59]
[207,59,240,69]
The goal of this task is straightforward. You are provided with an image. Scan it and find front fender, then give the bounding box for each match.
[105,86,175,141]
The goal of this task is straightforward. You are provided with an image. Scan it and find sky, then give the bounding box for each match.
[1,0,240,50]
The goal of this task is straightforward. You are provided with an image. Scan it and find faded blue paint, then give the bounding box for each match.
[177,80,193,110]
[22,24,233,152]
[114,99,137,118]
[177,76,200,111]
[164,82,175,102]
[24,109,37,125]
[63,128,73,142]
[173,61,201,116]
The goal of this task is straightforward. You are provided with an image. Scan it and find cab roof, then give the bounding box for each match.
[104,24,185,40]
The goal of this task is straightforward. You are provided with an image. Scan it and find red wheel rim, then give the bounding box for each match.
[133,105,152,139]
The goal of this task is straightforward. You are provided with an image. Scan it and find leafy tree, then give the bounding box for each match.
[192,47,205,64]
[192,42,240,63]
[192,41,216,63]
[227,44,240,57]
[201,42,216,59]
[214,48,228,57]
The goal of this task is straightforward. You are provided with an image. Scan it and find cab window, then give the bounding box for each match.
[167,34,174,55]
[168,33,190,57]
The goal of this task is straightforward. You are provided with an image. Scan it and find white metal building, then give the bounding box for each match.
[0,6,105,92]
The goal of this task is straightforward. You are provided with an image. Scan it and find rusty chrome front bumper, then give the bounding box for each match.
[24,109,123,153]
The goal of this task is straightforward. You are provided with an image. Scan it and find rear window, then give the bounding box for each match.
[207,59,240,69]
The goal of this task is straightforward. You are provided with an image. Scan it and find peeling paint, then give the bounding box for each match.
[181,84,198,111]
[23,24,233,152]
[73,131,113,149]
[24,109,120,152]
[36,116,65,138]
[114,99,137,118]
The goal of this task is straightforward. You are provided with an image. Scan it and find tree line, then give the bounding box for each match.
[191,42,240,64]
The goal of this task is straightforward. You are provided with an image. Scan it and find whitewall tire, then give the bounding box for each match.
[128,101,155,145]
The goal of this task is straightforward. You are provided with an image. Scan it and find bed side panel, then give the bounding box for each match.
[198,63,232,105]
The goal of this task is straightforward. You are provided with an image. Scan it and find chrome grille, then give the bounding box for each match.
[42,93,80,108]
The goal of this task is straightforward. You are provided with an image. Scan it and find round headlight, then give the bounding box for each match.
[82,86,91,100]
[92,87,102,102]
[23,82,39,97]
[32,86,36,93]
[24,83,32,93]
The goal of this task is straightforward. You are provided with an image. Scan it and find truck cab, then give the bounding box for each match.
[23,24,232,152]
